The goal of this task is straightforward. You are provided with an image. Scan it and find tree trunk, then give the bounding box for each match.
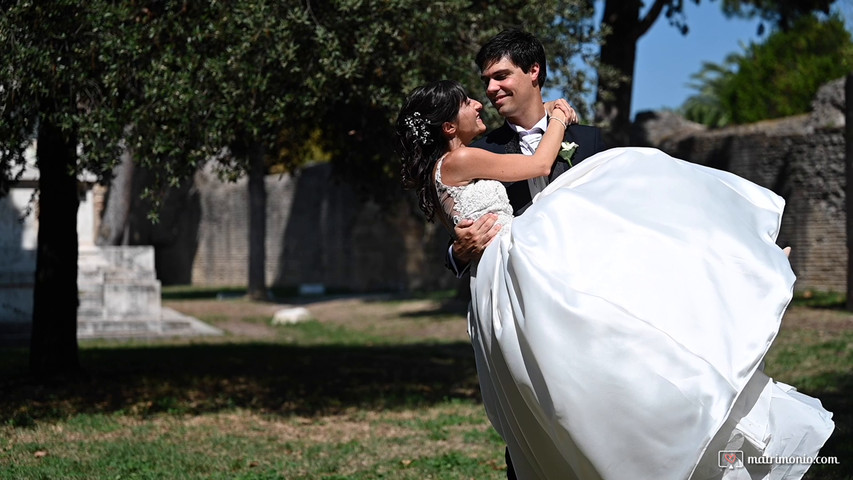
[596,0,642,147]
[96,143,134,246]
[29,118,81,376]
[845,74,853,311]
[247,142,268,300]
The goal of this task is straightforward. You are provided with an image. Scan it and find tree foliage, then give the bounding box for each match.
[682,13,853,126]
[680,55,740,127]
[307,0,600,203]
[719,0,834,31]
[3,0,599,202]
[0,2,133,193]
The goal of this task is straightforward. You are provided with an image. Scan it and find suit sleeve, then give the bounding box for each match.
[445,242,469,278]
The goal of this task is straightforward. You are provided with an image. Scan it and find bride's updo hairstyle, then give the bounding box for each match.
[396,80,468,221]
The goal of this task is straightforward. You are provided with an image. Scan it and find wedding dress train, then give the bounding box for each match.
[449,147,834,479]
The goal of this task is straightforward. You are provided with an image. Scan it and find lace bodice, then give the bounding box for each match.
[434,156,513,233]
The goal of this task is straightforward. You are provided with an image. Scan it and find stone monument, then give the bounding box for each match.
[0,146,220,344]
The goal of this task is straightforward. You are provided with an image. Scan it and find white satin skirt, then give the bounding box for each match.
[468,147,834,480]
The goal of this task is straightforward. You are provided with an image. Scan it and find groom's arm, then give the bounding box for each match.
[445,214,502,278]
[444,129,509,277]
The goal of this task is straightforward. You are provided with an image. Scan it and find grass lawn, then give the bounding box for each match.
[1,291,850,479]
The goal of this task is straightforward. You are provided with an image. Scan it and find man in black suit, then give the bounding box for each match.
[446,28,607,278]
[443,28,606,480]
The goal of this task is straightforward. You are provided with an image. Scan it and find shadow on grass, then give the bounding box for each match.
[804,378,853,480]
[398,299,470,319]
[1,341,480,423]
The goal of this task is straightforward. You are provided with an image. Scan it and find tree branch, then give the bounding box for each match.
[637,0,672,38]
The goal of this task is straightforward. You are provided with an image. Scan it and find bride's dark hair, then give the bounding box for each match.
[396,80,468,221]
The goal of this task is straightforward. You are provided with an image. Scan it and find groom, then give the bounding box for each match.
[445,28,606,479]
[446,29,604,480]
[446,28,606,276]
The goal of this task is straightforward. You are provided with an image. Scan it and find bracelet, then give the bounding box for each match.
[550,115,568,129]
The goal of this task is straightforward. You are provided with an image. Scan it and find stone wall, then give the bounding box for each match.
[144,163,458,293]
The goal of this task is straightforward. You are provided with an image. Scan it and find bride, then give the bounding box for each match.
[395,80,834,480]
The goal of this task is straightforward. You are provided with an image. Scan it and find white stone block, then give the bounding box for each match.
[271,307,312,325]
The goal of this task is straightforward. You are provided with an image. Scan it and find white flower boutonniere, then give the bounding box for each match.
[559,141,579,167]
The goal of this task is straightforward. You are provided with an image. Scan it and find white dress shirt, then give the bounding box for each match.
[508,115,550,199]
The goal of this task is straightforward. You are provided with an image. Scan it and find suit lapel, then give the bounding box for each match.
[550,156,569,182]
[550,126,576,181]
[505,133,521,154]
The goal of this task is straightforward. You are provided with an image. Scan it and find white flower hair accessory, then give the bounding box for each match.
[404,112,431,145]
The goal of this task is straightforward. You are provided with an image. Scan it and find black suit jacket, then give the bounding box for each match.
[445,121,607,277]
[470,121,607,214]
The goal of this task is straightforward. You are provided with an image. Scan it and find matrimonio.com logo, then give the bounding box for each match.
[718,451,744,469]
[718,450,840,469]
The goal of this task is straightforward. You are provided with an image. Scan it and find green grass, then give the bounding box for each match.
[1,404,503,479]
[1,294,850,479]
[763,317,853,480]
[161,285,250,300]
[0,295,503,479]
[792,290,847,309]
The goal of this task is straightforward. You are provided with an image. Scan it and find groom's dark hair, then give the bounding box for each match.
[476,29,547,88]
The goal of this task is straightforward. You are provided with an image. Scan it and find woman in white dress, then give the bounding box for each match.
[396,80,834,480]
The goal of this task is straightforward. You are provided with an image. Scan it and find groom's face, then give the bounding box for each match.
[480,56,540,123]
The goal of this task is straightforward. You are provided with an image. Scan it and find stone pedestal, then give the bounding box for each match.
[0,149,220,344]
[76,246,221,339]
[77,246,164,338]
[0,245,221,344]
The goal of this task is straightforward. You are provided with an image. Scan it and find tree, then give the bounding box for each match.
[679,56,739,127]
[122,1,600,298]
[681,14,853,126]
[594,0,836,146]
[1,0,599,374]
[720,14,853,124]
[128,2,322,300]
[0,1,135,375]
[315,1,600,202]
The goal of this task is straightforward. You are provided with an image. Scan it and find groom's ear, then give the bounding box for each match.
[529,63,541,86]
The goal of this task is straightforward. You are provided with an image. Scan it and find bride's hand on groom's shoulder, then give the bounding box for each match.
[544,98,579,125]
[453,214,501,263]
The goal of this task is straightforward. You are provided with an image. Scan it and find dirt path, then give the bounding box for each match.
[164,294,472,341]
[164,294,853,341]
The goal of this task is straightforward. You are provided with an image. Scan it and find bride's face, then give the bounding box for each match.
[454,97,486,142]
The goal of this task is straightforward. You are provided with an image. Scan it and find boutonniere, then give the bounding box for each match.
[559,141,579,167]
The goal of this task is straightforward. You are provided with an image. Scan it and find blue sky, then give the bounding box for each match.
[631,1,764,117]
[561,2,853,120]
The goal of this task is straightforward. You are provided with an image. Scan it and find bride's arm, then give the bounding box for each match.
[441,99,573,186]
